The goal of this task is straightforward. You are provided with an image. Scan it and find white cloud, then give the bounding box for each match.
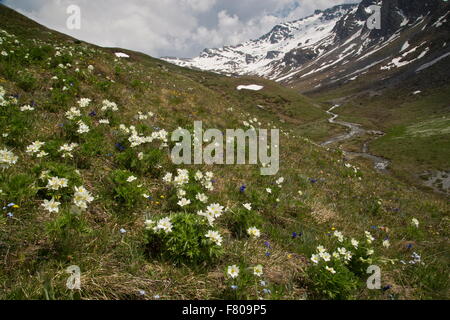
[3,0,360,57]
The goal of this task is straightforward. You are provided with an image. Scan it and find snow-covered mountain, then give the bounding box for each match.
[164,0,450,92]
[164,4,356,78]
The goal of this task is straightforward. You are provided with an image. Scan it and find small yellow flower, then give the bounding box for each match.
[331,227,336,231]
[155,201,160,205]
[287,254,293,260]
[12,205,20,209]
[160,195,165,199]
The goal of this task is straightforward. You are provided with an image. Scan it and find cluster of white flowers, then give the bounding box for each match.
[136,111,154,120]
[73,186,94,210]
[194,170,214,191]
[177,197,191,207]
[332,247,353,262]
[311,245,332,264]
[365,231,375,244]
[46,176,69,191]
[311,229,382,276]
[20,105,34,112]
[247,226,261,238]
[195,193,208,203]
[173,169,189,187]
[325,266,336,274]
[145,217,223,247]
[0,86,15,107]
[146,217,173,234]
[59,143,79,158]
[227,264,263,279]
[126,175,137,183]
[101,99,118,112]
[120,124,168,148]
[26,141,47,158]
[65,107,81,120]
[198,203,224,226]
[275,177,284,187]
[242,117,261,128]
[77,120,90,134]
[42,198,61,213]
[205,230,223,246]
[0,148,18,168]
[77,98,91,108]
[333,230,345,242]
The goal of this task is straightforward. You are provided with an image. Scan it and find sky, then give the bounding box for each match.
[1,0,361,58]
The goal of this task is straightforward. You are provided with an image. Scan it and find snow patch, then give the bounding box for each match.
[237,85,264,91]
[115,52,130,58]
[400,41,410,52]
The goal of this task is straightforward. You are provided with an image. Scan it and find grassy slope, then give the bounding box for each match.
[0,5,448,300]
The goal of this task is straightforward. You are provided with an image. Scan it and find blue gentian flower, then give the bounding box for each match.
[115,143,126,151]
[382,285,392,292]
[239,185,246,193]
[292,232,298,239]
[89,110,97,117]
[265,252,271,257]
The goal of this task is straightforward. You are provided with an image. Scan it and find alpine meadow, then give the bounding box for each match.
[0,0,449,302]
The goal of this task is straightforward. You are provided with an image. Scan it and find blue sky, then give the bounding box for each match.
[2,0,361,58]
